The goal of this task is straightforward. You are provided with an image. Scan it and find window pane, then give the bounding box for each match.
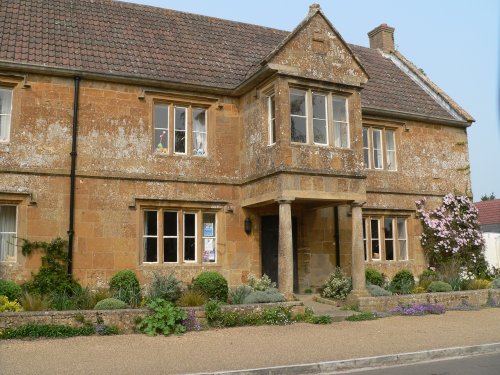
[385,130,396,170]
[174,107,186,153]
[203,238,216,263]
[0,205,16,261]
[269,96,276,145]
[340,122,349,148]
[290,90,306,116]
[397,218,406,239]
[397,218,408,260]
[164,238,178,262]
[0,89,12,142]
[154,129,168,152]
[163,212,177,236]
[332,96,347,122]
[184,238,196,261]
[154,104,168,152]
[370,219,380,260]
[372,129,382,168]
[312,94,326,119]
[399,240,407,260]
[364,148,370,168]
[192,108,207,156]
[203,213,215,236]
[144,211,157,236]
[362,218,367,261]
[291,116,307,143]
[313,119,327,144]
[174,107,186,130]
[184,213,196,236]
[384,218,393,239]
[362,128,369,148]
[143,237,158,262]
[385,240,394,260]
[192,108,206,132]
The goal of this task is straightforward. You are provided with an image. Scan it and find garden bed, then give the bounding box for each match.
[0,301,304,334]
[358,289,500,312]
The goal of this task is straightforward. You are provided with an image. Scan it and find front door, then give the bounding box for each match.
[261,215,298,292]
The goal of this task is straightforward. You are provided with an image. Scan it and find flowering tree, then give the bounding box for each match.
[416,194,487,276]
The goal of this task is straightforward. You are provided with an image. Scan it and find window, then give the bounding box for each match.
[288,88,349,147]
[0,205,17,262]
[142,208,216,264]
[153,103,207,156]
[268,95,276,145]
[363,127,397,170]
[363,216,408,261]
[0,88,13,143]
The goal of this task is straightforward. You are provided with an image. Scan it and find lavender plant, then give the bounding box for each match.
[416,194,488,277]
[391,303,445,316]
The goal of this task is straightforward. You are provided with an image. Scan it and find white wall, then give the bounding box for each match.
[484,232,500,269]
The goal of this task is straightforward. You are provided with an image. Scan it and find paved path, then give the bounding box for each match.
[1,309,500,375]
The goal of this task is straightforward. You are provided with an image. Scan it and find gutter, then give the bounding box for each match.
[67,76,80,276]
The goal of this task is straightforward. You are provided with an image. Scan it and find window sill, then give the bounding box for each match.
[153,152,207,159]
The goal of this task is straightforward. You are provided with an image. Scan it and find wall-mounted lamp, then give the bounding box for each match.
[244,217,252,235]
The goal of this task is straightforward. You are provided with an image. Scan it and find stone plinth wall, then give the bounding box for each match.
[359,289,500,312]
[0,302,304,333]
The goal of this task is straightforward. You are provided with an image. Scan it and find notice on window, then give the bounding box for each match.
[203,222,214,237]
[203,238,215,262]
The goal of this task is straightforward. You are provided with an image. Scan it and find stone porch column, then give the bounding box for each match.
[349,202,368,300]
[277,198,294,298]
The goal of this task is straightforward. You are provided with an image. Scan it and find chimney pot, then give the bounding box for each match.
[368,24,395,52]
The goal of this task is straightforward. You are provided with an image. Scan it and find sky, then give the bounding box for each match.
[131,0,499,200]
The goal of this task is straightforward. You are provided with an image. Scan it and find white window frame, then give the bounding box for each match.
[192,107,208,156]
[290,89,308,144]
[143,210,159,264]
[153,103,169,154]
[183,212,197,263]
[362,127,371,168]
[332,95,349,148]
[370,218,381,260]
[385,129,397,171]
[0,204,17,262]
[364,216,409,262]
[174,106,187,155]
[397,218,408,261]
[163,211,179,264]
[312,92,328,146]
[384,217,395,261]
[202,213,217,263]
[0,87,13,144]
[268,95,276,146]
[372,128,383,169]
[364,127,398,171]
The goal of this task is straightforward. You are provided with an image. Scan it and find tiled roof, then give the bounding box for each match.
[0,0,462,121]
[475,200,500,226]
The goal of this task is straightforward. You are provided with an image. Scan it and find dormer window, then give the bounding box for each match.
[289,88,350,148]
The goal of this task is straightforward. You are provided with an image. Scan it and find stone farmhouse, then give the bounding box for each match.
[0,1,474,297]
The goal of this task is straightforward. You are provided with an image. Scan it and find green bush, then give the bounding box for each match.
[468,279,491,290]
[0,295,22,312]
[0,280,22,301]
[19,292,52,311]
[176,290,208,307]
[345,311,378,321]
[389,269,415,295]
[247,274,276,291]
[365,268,384,287]
[0,324,95,339]
[321,267,352,300]
[137,299,186,336]
[366,283,392,297]
[418,269,439,290]
[491,278,500,289]
[192,271,228,302]
[427,281,453,293]
[228,285,253,304]
[242,288,286,304]
[94,298,128,310]
[109,270,141,305]
[147,272,183,303]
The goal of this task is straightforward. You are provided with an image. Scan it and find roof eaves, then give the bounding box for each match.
[391,50,475,123]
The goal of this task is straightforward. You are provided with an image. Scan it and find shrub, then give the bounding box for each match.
[228,285,253,305]
[204,299,222,326]
[427,281,453,293]
[19,292,52,311]
[411,286,426,294]
[242,288,286,304]
[261,305,293,325]
[304,288,313,294]
[345,312,378,321]
[0,280,22,301]
[321,267,351,300]
[418,269,439,290]
[146,272,183,303]
[391,303,445,316]
[294,308,332,324]
[109,270,141,306]
[192,271,228,302]
[247,274,276,291]
[366,283,391,297]
[94,298,128,310]
[492,278,500,289]
[389,269,415,294]
[0,324,95,339]
[137,298,187,336]
[0,295,22,312]
[468,279,491,290]
[365,268,384,287]
[21,238,82,296]
[176,290,208,307]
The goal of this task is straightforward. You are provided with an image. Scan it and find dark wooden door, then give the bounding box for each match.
[261,215,298,292]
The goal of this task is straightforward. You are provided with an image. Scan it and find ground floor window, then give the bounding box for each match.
[142,208,216,264]
[363,216,408,261]
[0,205,17,262]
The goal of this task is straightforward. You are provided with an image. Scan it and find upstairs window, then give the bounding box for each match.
[288,88,349,148]
[0,205,17,262]
[363,127,397,170]
[0,88,13,143]
[154,103,207,156]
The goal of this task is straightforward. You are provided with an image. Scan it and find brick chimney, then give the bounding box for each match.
[368,24,395,52]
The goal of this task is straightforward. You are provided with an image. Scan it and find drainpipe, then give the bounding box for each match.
[67,76,80,276]
[334,206,340,267]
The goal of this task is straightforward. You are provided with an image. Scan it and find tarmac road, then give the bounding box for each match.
[1,308,499,375]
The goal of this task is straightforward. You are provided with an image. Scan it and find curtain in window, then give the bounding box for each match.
[0,205,16,261]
